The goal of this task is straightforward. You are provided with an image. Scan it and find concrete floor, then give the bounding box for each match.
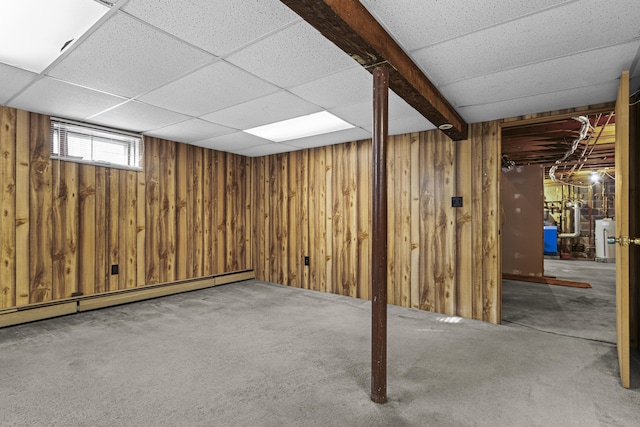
[502,259,618,344]
[1,272,639,426]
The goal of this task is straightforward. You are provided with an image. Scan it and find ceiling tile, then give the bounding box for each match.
[411,0,640,85]
[226,21,356,88]
[234,142,299,157]
[284,127,371,149]
[329,102,372,129]
[4,0,636,153]
[192,131,272,152]
[47,12,213,98]
[360,0,572,51]
[123,0,299,56]
[139,61,278,116]
[330,91,430,129]
[458,80,620,124]
[145,118,236,144]
[1,0,109,74]
[0,63,36,104]
[387,92,427,119]
[442,42,639,108]
[9,77,125,121]
[289,67,372,109]
[201,90,321,129]
[89,100,190,132]
[360,113,435,135]
[387,116,436,136]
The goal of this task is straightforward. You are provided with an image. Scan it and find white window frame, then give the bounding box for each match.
[50,118,144,171]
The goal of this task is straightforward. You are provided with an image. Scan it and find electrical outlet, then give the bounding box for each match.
[111,264,119,275]
[452,196,463,208]
[304,256,310,266]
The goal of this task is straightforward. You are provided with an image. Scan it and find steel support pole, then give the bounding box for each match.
[371,65,389,404]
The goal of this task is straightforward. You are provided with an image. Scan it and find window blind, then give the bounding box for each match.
[50,118,143,170]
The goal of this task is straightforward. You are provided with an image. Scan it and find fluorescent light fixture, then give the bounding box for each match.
[243,111,354,142]
[0,0,109,73]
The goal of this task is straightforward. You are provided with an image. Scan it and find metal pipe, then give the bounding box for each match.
[371,64,389,404]
[558,202,582,238]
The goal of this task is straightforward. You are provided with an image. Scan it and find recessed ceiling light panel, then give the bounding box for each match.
[243,111,355,142]
[0,0,108,73]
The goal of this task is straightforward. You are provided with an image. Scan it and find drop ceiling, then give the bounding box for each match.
[1,0,639,157]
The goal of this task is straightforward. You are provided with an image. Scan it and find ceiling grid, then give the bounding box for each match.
[0,0,638,156]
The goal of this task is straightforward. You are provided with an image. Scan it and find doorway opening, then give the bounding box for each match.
[500,111,618,344]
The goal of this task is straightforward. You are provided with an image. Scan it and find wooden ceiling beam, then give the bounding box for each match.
[279,0,468,140]
[503,123,582,136]
[541,157,616,168]
[502,137,578,145]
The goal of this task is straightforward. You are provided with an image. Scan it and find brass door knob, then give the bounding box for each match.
[607,236,640,246]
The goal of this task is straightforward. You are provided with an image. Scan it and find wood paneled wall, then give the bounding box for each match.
[144,137,251,285]
[0,107,250,309]
[252,123,502,323]
[2,105,502,323]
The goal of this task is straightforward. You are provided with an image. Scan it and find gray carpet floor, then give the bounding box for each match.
[1,273,639,426]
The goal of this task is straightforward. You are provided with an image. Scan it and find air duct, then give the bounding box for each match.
[549,116,591,182]
[559,202,582,238]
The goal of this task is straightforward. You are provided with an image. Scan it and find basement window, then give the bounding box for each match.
[51,119,143,170]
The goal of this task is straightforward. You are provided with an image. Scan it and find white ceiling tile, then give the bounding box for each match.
[139,61,278,116]
[328,91,424,129]
[412,0,640,85]
[201,90,321,129]
[329,102,372,129]
[458,80,620,124]
[289,67,372,109]
[360,113,436,135]
[5,0,636,149]
[89,100,190,132]
[226,21,356,88]
[284,127,371,149]
[361,113,435,135]
[145,118,236,144]
[9,77,125,121]
[442,42,639,107]
[1,0,109,74]
[387,115,436,136]
[47,12,213,98]
[123,0,299,56]
[0,63,37,104]
[361,0,573,51]
[328,91,436,137]
[234,143,300,157]
[388,92,425,119]
[192,131,272,152]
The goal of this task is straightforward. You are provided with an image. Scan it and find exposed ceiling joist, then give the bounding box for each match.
[279,0,468,141]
